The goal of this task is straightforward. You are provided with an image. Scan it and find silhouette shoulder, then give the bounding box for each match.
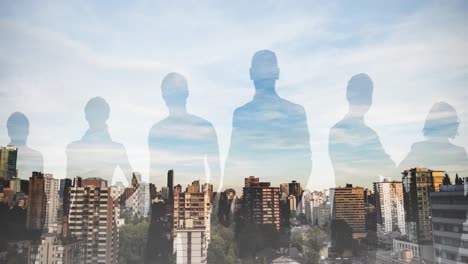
[231,105,249,125]
[233,101,253,114]
[28,147,44,160]
[149,118,170,136]
[330,118,348,132]
[233,98,306,116]
[66,140,82,151]
[188,114,215,128]
[411,140,466,154]
[111,141,126,150]
[281,98,305,113]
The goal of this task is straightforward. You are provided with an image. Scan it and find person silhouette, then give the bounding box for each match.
[329,73,396,188]
[148,72,221,190]
[66,97,133,184]
[398,102,468,176]
[224,50,311,190]
[6,112,44,179]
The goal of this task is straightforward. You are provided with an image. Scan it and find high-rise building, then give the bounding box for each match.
[66,177,119,264]
[60,178,72,199]
[363,188,377,236]
[28,226,83,264]
[145,199,173,263]
[44,173,59,227]
[402,167,444,243]
[242,176,280,230]
[302,190,330,225]
[161,186,170,200]
[218,188,236,226]
[289,180,303,204]
[141,182,151,217]
[124,181,151,217]
[174,184,182,196]
[27,171,47,231]
[279,198,291,229]
[288,194,297,212]
[173,182,212,264]
[202,183,214,202]
[0,146,18,180]
[118,172,150,217]
[331,184,366,239]
[20,179,29,194]
[245,176,259,187]
[373,178,405,235]
[149,183,157,200]
[279,183,289,200]
[430,180,468,264]
[61,178,73,239]
[168,169,174,200]
[9,177,21,193]
[363,188,375,205]
[174,182,211,231]
[174,229,208,264]
[317,201,331,228]
[111,181,126,203]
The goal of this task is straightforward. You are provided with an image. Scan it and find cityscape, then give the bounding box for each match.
[1,1,468,264]
[1,144,467,263]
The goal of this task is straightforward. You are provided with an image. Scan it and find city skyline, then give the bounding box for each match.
[1,147,467,263]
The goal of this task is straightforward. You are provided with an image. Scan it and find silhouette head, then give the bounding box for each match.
[84,97,110,129]
[346,73,373,114]
[161,72,189,113]
[423,102,459,139]
[250,50,280,90]
[7,112,29,144]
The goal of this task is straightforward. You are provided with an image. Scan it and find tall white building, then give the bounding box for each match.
[373,178,405,235]
[9,177,21,192]
[302,190,330,225]
[174,226,208,264]
[44,173,59,227]
[124,182,151,217]
[111,181,126,200]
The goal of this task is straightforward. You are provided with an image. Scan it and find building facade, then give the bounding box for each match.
[331,184,366,239]
[243,176,280,230]
[26,171,46,231]
[0,146,18,180]
[28,228,84,264]
[66,177,119,264]
[174,228,208,264]
[430,181,468,264]
[44,173,59,227]
[173,181,212,264]
[402,167,443,243]
[373,179,406,235]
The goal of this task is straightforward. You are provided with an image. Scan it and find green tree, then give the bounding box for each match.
[303,248,320,264]
[119,221,149,264]
[298,227,324,264]
[207,224,238,264]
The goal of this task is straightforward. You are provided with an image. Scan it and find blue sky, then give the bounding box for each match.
[1,1,467,190]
